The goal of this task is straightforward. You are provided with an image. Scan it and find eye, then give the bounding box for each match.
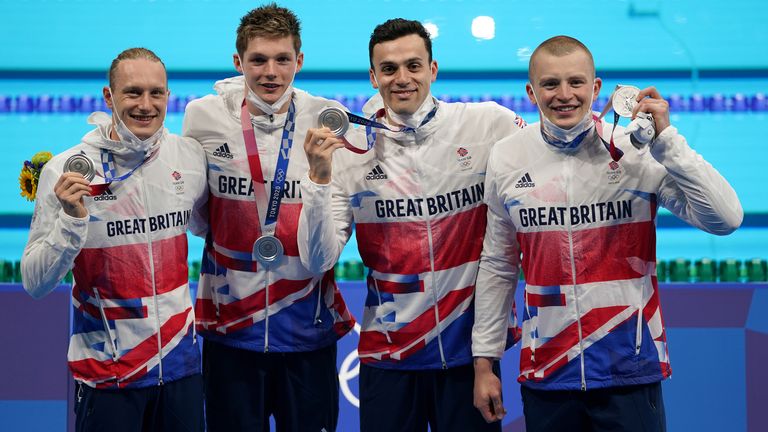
[380,65,395,74]
[277,56,292,64]
[541,81,558,90]
[407,62,422,72]
[570,79,586,87]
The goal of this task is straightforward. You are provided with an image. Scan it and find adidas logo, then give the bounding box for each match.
[365,164,388,180]
[515,172,535,188]
[212,143,234,159]
[93,188,117,201]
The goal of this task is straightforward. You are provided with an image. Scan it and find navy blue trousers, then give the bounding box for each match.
[359,362,502,432]
[521,382,667,432]
[74,373,204,432]
[202,339,339,432]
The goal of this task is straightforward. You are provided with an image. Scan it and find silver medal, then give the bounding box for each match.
[253,235,284,266]
[612,85,641,118]
[63,154,96,181]
[318,107,349,137]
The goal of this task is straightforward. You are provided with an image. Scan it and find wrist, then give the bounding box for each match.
[308,171,331,185]
[473,357,495,372]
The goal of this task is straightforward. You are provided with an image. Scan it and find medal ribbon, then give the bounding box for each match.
[594,113,624,162]
[91,148,155,195]
[342,104,438,154]
[240,98,297,236]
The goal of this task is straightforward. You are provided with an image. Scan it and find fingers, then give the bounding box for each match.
[632,86,671,135]
[54,172,91,218]
[491,394,506,421]
[304,127,344,154]
[632,86,668,117]
[473,362,505,424]
[477,396,496,423]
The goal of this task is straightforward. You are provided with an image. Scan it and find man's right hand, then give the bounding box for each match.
[54,172,91,218]
[304,127,346,185]
[473,357,505,423]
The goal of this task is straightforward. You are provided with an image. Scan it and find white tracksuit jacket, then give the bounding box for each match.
[22,114,208,388]
[299,97,525,370]
[182,76,355,352]
[472,118,743,390]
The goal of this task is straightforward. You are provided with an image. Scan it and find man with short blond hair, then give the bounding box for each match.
[472,35,742,432]
[22,47,207,432]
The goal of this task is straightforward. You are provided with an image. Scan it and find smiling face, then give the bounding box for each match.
[526,49,601,129]
[369,33,437,117]
[104,58,168,140]
[235,35,303,110]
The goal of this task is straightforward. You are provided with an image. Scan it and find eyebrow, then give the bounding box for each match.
[248,51,293,58]
[377,57,424,67]
[123,85,167,92]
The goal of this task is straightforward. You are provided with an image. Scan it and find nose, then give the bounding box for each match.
[556,83,573,100]
[137,93,152,111]
[394,68,409,86]
[264,60,277,77]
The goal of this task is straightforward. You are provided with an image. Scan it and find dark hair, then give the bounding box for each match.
[108,47,166,89]
[368,18,432,68]
[236,3,302,57]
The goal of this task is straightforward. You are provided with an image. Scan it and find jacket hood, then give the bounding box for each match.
[82,111,165,158]
[361,93,442,144]
[212,75,305,132]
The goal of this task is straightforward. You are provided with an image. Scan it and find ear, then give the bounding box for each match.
[369,68,378,89]
[430,60,438,83]
[525,83,537,105]
[295,52,304,74]
[592,77,602,101]
[233,53,243,73]
[103,86,114,110]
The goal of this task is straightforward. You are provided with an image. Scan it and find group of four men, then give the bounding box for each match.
[21,3,742,432]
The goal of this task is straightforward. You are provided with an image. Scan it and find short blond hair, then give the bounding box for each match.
[529,35,595,81]
[108,47,166,89]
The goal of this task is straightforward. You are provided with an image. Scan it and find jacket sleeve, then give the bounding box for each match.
[21,164,88,299]
[183,136,209,238]
[488,102,527,141]
[472,151,521,359]
[297,169,354,274]
[651,126,743,235]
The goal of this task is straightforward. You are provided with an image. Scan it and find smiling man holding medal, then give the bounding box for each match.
[181,3,354,431]
[21,47,208,432]
[299,18,526,432]
[471,35,743,432]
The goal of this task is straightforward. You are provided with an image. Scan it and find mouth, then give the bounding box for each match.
[550,105,580,114]
[260,83,282,92]
[392,89,417,99]
[129,113,157,124]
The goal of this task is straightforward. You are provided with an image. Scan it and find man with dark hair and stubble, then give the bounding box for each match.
[298,18,527,432]
[182,3,354,431]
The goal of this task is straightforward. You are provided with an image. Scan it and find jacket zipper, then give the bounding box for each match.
[140,173,164,385]
[565,156,587,391]
[93,287,119,362]
[412,143,447,369]
[373,278,393,343]
[635,276,646,354]
[264,266,270,353]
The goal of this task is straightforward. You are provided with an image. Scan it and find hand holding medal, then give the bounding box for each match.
[610,85,656,148]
